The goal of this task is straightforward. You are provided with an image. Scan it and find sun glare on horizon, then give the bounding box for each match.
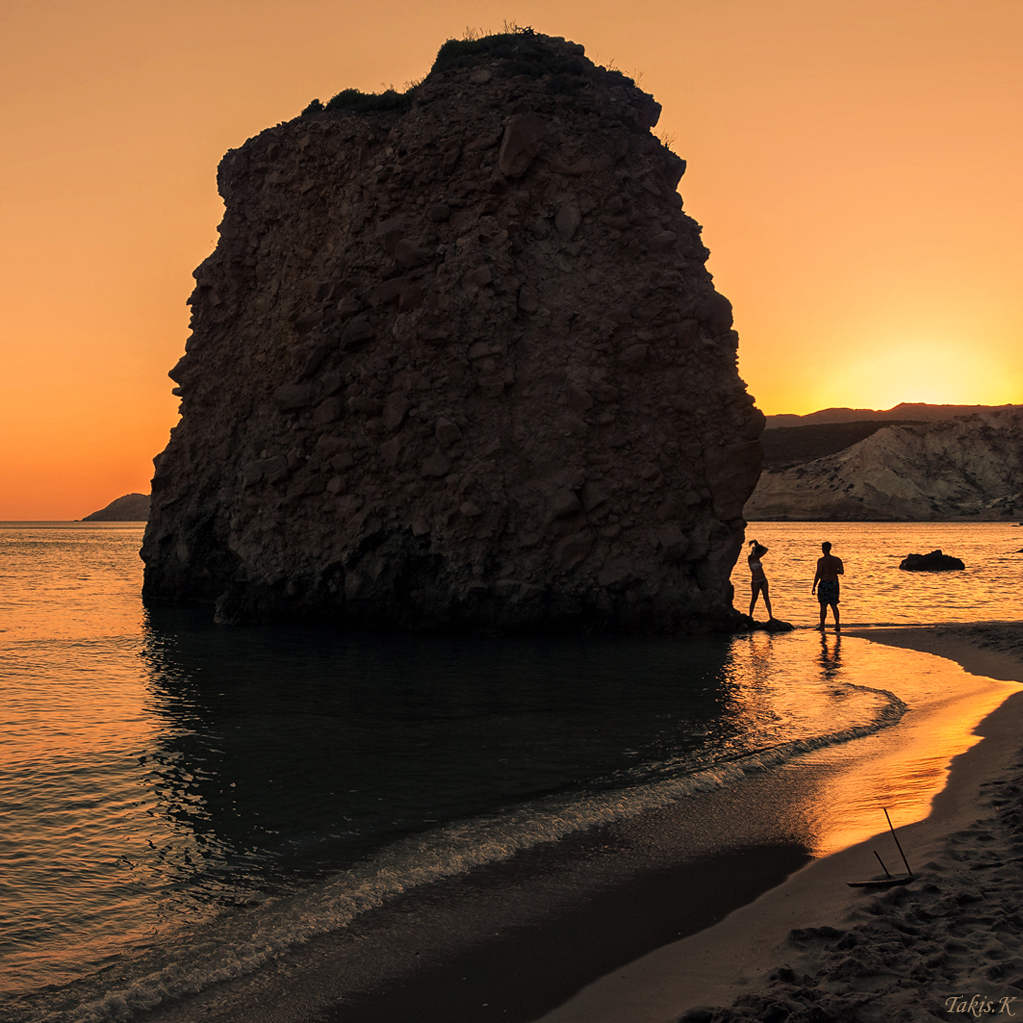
[844,335,1016,411]
[754,329,1021,416]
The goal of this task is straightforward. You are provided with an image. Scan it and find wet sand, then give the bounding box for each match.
[534,623,1023,1023]
[145,745,827,1023]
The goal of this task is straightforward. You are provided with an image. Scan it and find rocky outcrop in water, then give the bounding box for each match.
[899,550,965,571]
[141,31,763,632]
[746,408,1023,521]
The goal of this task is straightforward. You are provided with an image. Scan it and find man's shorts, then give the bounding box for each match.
[817,580,840,605]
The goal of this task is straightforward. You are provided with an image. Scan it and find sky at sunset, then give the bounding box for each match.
[2,0,1021,519]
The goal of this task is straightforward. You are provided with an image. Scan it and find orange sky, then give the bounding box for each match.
[2,0,1021,520]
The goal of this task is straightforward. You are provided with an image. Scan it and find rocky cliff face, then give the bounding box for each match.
[141,31,763,632]
[746,408,1023,521]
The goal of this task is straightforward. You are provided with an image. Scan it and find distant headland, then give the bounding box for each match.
[81,493,151,521]
[749,404,1023,520]
[764,401,1020,429]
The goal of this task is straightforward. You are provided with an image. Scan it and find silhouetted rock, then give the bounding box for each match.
[82,493,150,521]
[765,402,1020,430]
[735,615,794,633]
[141,31,763,633]
[899,550,965,571]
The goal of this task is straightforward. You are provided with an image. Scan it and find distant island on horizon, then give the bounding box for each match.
[80,493,151,522]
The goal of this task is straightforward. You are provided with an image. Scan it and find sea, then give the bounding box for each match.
[1,520,1021,1023]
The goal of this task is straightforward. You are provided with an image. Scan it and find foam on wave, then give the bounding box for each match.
[64,683,906,1023]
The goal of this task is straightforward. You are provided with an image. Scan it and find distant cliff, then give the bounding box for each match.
[746,408,1023,520]
[82,493,151,521]
[141,30,763,633]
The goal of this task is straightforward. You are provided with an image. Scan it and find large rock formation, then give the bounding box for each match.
[141,31,763,632]
[746,408,1023,521]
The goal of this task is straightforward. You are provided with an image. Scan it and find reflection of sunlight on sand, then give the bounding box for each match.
[716,632,1020,861]
[779,635,1021,858]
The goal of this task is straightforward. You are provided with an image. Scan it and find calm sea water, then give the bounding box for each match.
[730,521,1023,627]
[1,521,1021,1022]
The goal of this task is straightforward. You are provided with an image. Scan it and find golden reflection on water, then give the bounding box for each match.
[732,521,1022,628]
[731,631,1022,858]
[4,526,1021,968]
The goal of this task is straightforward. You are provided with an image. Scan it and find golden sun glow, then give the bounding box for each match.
[840,337,1012,411]
[2,0,1022,517]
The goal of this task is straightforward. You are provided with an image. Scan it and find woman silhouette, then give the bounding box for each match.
[747,540,775,621]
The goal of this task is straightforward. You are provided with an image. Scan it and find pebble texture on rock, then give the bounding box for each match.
[141,32,763,632]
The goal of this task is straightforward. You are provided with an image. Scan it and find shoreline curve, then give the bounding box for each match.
[532,622,1023,1022]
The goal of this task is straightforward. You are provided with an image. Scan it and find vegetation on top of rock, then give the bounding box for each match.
[428,27,601,83]
[323,87,412,115]
[301,27,635,121]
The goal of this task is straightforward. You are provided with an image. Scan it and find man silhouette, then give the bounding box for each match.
[812,541,844,631]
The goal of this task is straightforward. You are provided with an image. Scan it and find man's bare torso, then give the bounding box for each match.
[816,554,844,581]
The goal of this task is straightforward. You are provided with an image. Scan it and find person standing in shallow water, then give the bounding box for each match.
[747,540,774,621]
[812,541,844,631]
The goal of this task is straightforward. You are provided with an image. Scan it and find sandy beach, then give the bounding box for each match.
[535,623,1023,1023]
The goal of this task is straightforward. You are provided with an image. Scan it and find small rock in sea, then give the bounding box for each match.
[741,616,794,633]
[899,549,966,571]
